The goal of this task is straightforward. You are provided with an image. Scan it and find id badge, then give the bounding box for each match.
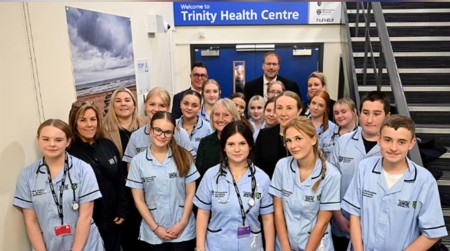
[54,224,72,236]
[237,225,250,237]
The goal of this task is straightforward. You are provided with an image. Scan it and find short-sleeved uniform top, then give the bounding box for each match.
[270,156,341,251]
[176,116,212,155]
[194,164,274,251]
[126,147,200,245]
[123,124,195,163]
[316,120,337,160]
[342,157,448,250]
[327,127,380,237]
[323,126,360,162]
[199,105,211,123]
[13,155,103,251]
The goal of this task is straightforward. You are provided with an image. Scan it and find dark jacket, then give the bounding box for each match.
[196,131,221,177]
[172,87,191,119]
[254,124,289,178]
[244,75,301,101]
[68,138,128,228]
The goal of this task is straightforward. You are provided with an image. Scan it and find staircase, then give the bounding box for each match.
[344,2,450,247]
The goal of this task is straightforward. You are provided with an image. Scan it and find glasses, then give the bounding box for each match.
[192,73,208,78]
[71,100,95,109]
[268,90,283,96]
[151,127,174,138]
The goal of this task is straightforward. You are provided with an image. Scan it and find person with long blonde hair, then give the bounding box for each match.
[270,116,340,251]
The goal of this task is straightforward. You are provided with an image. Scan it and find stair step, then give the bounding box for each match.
[355,68,450,74]
[409,105,450,112]
[358,86,450,92]
[354,52,450,57]
[350,26,450,37]
[346,2,450,10]
[352,41,450,52]
[347,8,450,14]
[352,37,450,42]
[356,72,450,86]
[349,22,450,27]
[354,57,450,69]
[415,125,450,135]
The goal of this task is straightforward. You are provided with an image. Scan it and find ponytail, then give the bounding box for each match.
[312,149,327,192]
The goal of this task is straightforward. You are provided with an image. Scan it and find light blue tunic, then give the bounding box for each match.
[269,156,341,251]
[176,116,213,155]
[328,127,381,238]
[316,120,337,160]
[13,155,103,251]
[126,147,199,245]
[199,105,211,123]
[342,156,448,250]
[123,124,195,163]
[194,164,273,251]
[323,126,360,162]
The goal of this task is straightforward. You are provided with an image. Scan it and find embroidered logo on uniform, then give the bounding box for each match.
[136,147,147,153]
[32,189,46,196]
[412,201,417,209]
[282,190,292,197]
[255,192,261,199]
[71,183,78,190]
[108,156,117,165]
[169,172,178,178]
[339,156,353,163]
[60,184,69,191]
[304,195,315,202]
[363,189,376,198]
[143,176,156,182]
[243,191,252,197]
[398,200,410,208]
[317,194,321,201]
[214,191,227,198]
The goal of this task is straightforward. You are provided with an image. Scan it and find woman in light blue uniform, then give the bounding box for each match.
[323,98,359,161]
[123,87,194,163]
[194,121,275,251]
[270,117,341,251]
[308,90,337,160]
[200,79,221,123]
[176,90,212,155]
[126,111,199,250]
[13,119,103,251]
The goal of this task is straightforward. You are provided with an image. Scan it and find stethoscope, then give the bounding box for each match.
[215,161,257,206]
[36,154,79,211]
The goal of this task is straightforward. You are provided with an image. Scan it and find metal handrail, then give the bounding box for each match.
[343,2,423,165]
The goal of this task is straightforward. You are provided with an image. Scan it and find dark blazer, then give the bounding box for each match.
[195,131,221,178]
[254,124,289,178]
[171,87,191,119]
[244,75,301,101]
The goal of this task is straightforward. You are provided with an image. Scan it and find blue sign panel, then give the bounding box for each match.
[173,2,309,26]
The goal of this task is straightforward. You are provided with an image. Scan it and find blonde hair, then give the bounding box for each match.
[210,99,241,131]
[37,119,72,140]
[284,116,327,192]
[247,95,266,118]
[308,71,327,86]
[334,97,359,127]
[267,80,285,92]
[145,87,171,107]
[103,88,143,132]
[202,79,221,94]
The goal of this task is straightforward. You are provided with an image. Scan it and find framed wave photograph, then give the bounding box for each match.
[233,61,246,93]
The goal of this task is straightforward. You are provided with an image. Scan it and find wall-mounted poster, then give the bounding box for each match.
[66,7,136,116]
[233,61,245,93]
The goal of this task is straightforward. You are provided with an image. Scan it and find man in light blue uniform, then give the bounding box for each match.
[343,157,448,250]
[194,164,273,250]
[176,116,212,155]
[126,147,200,245]
[328,91,390,249]
[123,123,195,163]
[13,155,104,251]
[270,157,341,251]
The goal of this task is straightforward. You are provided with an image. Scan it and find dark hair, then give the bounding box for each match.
[229,92,246,102]
[219,121,255,167]
[150,111,193,177]
[263,51,281,64]
[182,89,202,103]
[264,97,276,110]
[380,114,415,139]
[360,91,390,115]
[69,101,103,142]
[192,62,208,71]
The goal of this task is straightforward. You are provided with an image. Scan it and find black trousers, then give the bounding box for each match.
[332,234,350,251]
[140,238,196,251]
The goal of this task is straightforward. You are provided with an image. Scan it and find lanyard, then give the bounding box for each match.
[45,156,69,225]
[230,166,256,226]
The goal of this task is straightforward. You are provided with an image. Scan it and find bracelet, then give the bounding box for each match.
[152,224,160,232]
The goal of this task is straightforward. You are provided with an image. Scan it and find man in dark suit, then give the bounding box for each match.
[171,62,208,119]
[244,51,301,101]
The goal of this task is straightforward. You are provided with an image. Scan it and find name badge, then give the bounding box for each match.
[54,224,72,236]
[237,225,250,237]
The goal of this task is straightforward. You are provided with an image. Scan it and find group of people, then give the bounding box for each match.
[13,51,447,251]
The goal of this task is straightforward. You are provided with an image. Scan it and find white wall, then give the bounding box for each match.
[0,2,342,250]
